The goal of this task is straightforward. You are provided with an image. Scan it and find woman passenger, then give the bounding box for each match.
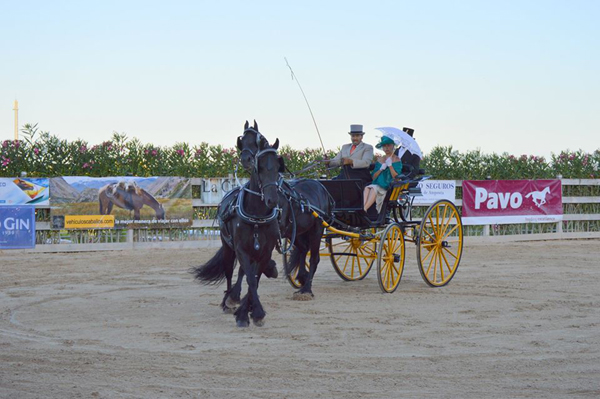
[363,136,402,213]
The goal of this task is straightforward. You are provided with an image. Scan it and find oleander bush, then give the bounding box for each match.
[1,123,599,180]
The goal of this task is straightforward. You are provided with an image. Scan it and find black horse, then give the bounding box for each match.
[192,133,281,327]
[233,122,334,301]
[191,123,334,327]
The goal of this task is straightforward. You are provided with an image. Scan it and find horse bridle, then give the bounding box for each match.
[239,127,263,162]
[243,147,282,199]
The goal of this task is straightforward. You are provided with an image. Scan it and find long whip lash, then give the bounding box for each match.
[285,57,327,157]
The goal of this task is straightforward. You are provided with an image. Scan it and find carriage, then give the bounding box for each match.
[283,171,464,293]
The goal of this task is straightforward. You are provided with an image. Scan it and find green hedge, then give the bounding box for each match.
[1,124,599,180]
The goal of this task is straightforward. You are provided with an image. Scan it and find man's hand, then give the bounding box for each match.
[342,158,353,166]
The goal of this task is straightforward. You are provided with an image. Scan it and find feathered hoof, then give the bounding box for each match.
[236,319,250,328]
[225,297,240,309]
[293,292,314,301]
[252,318,265,327]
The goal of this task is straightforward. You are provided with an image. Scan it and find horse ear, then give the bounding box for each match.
[272,138,279,150]
[257,134,267,150]
[244,120,249,130]
[253,120,258,131]
[237,136,243,150]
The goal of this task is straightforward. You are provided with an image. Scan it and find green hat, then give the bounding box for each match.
[376,136,395,149]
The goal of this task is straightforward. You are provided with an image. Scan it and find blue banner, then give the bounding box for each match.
[0,206,36,249]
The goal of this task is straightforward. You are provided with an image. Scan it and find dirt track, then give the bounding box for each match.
[1,240,599,398]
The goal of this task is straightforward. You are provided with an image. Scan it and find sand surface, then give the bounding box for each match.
[1,240,599,398]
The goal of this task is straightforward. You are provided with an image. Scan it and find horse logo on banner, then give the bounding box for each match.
[525,186,551,208]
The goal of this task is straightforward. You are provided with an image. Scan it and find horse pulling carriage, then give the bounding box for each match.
[193,121,464,327]
[283,173,464,293]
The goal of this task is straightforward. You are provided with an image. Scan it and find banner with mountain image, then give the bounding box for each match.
[50,176,192,229]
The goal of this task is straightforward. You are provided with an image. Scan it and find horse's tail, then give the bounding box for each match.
[189,246,229,285]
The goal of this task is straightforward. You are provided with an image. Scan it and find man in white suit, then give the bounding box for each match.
[326,124,374,186]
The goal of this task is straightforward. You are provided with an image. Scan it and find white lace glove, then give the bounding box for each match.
[379,162,388,171]
[385,157,393,167]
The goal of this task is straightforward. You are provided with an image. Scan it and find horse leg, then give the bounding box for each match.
[292,235,313,301]
[234,292,251,328]
[219,246,237,314]
[107,201,113,214]
[294,229,323,300]
[233,253,253,327]
[226,262,244,308]
[248,261,266,327]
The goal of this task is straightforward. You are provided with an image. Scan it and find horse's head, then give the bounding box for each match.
[156,204,166,220]
[253,133,280,210]
[238,120,270,172]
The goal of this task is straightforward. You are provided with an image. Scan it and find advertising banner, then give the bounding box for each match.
[462,180,562,225]
[0,206,36,248]
[198,177,249,205]
[411,180,456,205]
[50,176,192,229]
[0,177,50,206]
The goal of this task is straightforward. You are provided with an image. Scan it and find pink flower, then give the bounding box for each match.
[152,150,157,156]
[177,149,185,156]
[144,149,149,155]
[82,162,89,169]
[2,141,8,148]
[79,145,87,153]
[33,148,40,155]
[2,159,9,166]
[569,154,575,161]
[13,140,20,148]
[91,145,98,151]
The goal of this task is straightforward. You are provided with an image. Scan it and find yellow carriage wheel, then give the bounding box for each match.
[417,199,463,287]
[376,223,406,293]
[328,234,377,281]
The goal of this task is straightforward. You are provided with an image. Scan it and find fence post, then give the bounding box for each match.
[483,225,490,236]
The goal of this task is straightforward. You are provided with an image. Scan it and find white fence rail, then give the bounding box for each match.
[13,178,600,252]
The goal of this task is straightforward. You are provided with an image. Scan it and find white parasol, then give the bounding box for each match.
[374,127,422,158]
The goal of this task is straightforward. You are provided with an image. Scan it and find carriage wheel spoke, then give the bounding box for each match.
[438,250,444,282]
[439,206,452,238]
[443,224,459,239]
[422,227,436,242]
[440,248,454,274]
[442,246,458,259]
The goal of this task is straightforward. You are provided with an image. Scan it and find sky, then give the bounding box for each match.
[1,0,599,159]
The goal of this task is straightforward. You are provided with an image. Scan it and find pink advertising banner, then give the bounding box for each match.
[462,180,563,225]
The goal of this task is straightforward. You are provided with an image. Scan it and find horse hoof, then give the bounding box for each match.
[293,292,314,301]
[252,318,265,327]
[225,297,240,308]
[236,319,250,328]
[222,306,236,314]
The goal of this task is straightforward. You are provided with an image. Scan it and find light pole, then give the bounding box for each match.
[13,99,19,140]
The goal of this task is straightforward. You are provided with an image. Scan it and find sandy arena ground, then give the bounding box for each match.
[1,240,599,398]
